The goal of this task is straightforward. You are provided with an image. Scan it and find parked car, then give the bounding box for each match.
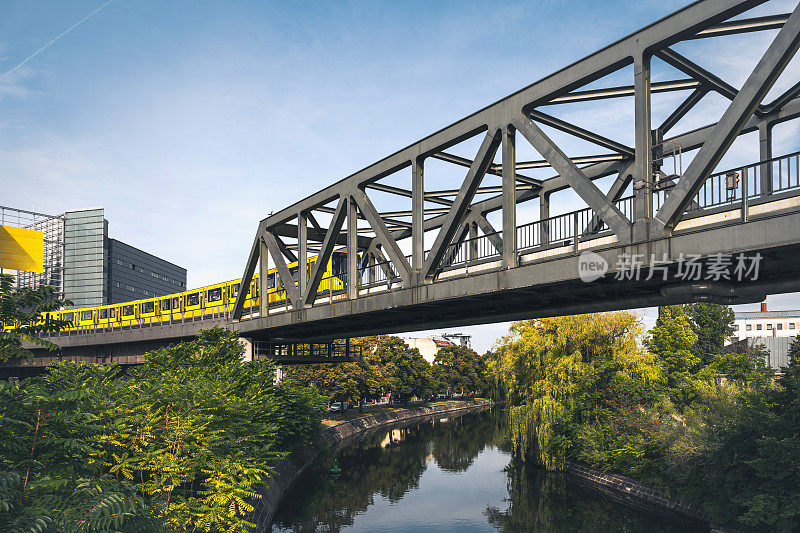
[328,401,351,413]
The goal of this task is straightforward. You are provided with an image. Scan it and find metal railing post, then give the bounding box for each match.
[742,167,749,222]
[573,212,579,254]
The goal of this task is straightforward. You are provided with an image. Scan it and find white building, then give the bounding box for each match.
[731,304,800,342]
[403,333,472,364]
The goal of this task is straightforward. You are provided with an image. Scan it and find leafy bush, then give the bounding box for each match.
[0,328,327,532]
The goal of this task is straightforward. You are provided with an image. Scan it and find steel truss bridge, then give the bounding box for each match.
[230,0,800,344]
[13,0,800,367]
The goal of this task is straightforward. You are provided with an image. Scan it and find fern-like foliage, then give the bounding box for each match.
[0,273,72,362]
[0,327,328,532]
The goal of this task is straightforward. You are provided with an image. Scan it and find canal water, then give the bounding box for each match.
[272,408,702,532]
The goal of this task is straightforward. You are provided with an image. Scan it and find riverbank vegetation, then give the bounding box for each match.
[490,306,799,531]
[282,336,491,409]
[0,328,327,532]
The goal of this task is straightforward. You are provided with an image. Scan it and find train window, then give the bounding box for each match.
[186,293,199,306]
[81,311,93,321]
[208,288,222,302]
[172,297,181,309]
[290,267,299,282]
[100,309,108,319]
[142,301,155,313]
[230,284,239,297]
[62,312,74,322]
[110,308,116,318]
[122,305,134,317]
[332,253,346,275]
[162,299,171,311]
[267,274,275,289]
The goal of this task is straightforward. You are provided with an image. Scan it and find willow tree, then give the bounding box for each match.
[493,313,666,471]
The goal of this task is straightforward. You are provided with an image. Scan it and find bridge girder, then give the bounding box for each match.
[233,0,800,325]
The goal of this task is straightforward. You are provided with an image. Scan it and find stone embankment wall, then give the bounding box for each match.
[248,399,494,530]
[564,462,710,527]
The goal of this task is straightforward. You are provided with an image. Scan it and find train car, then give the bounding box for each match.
[13,249,353,334]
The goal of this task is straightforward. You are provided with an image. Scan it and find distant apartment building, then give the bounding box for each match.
[13,207,186,308]
[404,333,473,363]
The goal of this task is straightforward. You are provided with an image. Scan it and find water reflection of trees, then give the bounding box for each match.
[272,409,501,532]
[273,409,692,533]
[431,408,506,472]
[484,464,701,533]
[273,423,431,532]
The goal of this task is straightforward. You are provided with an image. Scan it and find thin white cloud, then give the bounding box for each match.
[0,0,115,81]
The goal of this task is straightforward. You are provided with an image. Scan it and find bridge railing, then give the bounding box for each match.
[358,257,403,290]
[516,195,635,252]
[441,232,501,269]
[655,150,800,212]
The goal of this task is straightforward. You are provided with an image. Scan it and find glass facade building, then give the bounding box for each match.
[63,209,107,308]
[3,205,65,297]
[13,207,186,309]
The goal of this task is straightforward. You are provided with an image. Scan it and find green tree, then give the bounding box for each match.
[709,343,773,385]
[0,366,149,531]
[431,345,489,396]
[0,273,71,362]
[677,337,800,530]
[371,336,433,402]
[683,303,735,365]
[646,306,704,410]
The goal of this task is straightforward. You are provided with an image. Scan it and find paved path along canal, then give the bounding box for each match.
[271,407,703,532]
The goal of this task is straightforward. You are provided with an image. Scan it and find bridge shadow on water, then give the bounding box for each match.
[270,408,703,533]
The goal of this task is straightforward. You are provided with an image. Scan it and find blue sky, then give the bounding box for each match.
[3,0,800,352]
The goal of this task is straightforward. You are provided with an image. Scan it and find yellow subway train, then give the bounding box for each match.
[12,250,348,332]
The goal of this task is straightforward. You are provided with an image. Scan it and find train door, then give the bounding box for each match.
[172,296,181,320]
[121,304,135,324]
[80,310,93,329]
[161,297,171,322]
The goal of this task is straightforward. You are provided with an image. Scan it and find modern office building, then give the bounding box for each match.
[107,238,186,304]
[12,207,186,308]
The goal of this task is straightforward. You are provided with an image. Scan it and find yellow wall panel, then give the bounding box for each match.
[0,225,44,273]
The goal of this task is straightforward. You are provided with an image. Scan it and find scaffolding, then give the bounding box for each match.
[0,205,65,299]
